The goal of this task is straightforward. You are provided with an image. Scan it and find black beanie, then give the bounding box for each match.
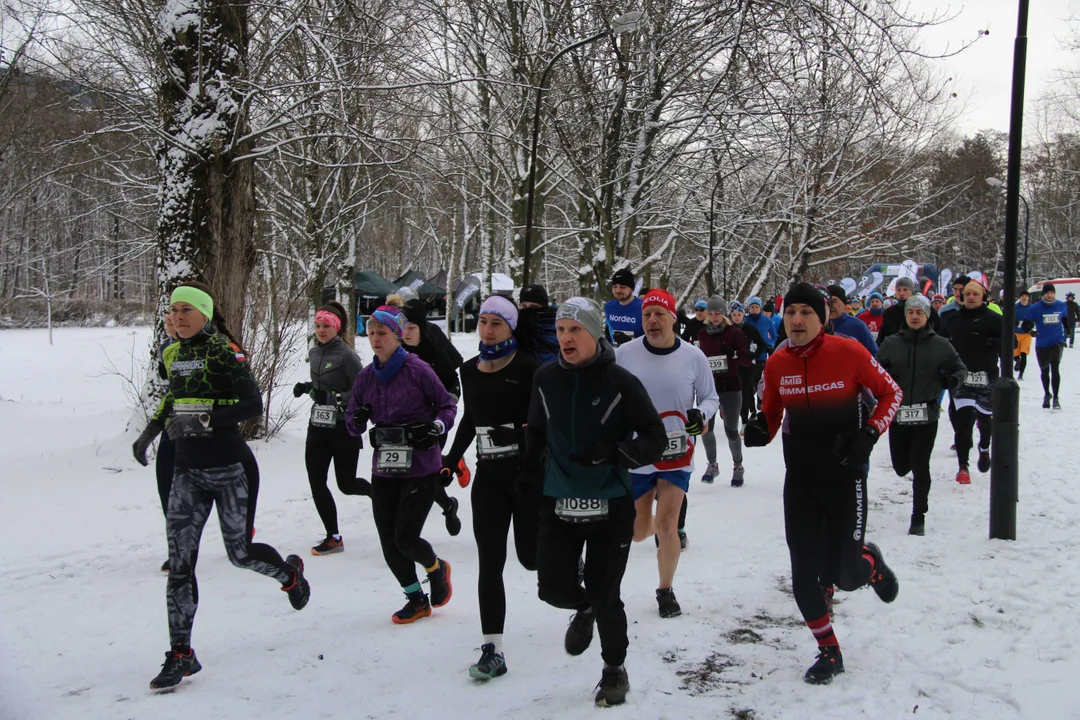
[784,282,828,324]
[611,268,635,288]
[826,284,847,305]
[402,299,427,327]
[519,283,550,307]
[1042,282,1056,294]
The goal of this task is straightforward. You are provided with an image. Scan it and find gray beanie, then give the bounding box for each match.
[706,296,728,315]
[906,294,931,315]
[895,277,916,292]
[556,297,605,340]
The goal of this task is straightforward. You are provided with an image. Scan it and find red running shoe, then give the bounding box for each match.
[955,468,971,485]
[456,458,471,488]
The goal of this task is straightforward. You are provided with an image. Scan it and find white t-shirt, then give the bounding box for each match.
[616,336,719,473]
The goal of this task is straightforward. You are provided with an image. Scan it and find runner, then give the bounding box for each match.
[931,294,946,314]
[763,299,782,337]
[937,275,970,321]
[399,298,464,534]
[139,282,310,690]
[1014,289,1034,381]
[857,292,886,340]
[745,296,778,354]
[876,277,942,344]
[695,296,750,485]
[743,282,901,685]
[729,301,766,424]
[826,286,877,354]
[293,301,369,555]
[604,268,643,347]
[346,304,456,624]
[877,295,967,536]
[680,299,708,344]
[517,283,560,363]
[522,296,666,706]
[616,289,718,618]
[441,296,540,679]
[1025,283,1068,409]
[1065,291,1078,349]
[942,281,1002,482]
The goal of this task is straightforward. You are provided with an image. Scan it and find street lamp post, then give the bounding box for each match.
[986,176,1030,288]
[520,11,646,289]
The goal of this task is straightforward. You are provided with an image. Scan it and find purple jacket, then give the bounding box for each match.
[346,352,457,478]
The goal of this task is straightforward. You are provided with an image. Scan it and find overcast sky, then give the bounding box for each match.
[916,0,1078,135]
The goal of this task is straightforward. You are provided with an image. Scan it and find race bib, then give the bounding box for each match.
[749,342,758,354]
[376,446,413,473]
[966,371,989,388]
[476,424,519,459]
[896,403,929,425]
[173,403,213,438]
[708,355,729,373]
[661,431,687,460]
[555,497,609,523]
[310,404,338,428]
[1043,313,1061,325]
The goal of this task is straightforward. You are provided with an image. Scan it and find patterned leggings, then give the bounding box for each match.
[166,463,293,648]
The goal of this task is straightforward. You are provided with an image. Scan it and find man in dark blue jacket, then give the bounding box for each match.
[827,286,878,354]
[1026,283,1068,408]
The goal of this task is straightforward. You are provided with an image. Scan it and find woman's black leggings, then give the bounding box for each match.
[1036,345,1063,398]
[472,464,539,635]
[739,366,757,423]
[157,436,260,522]
[371,474,439,589]
[889,422,938,519]
[305,422,364,536]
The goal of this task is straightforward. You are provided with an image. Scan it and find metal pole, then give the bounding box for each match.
[990,0,1028,541]
[521,32,607,289]
[1020,194,1030,287]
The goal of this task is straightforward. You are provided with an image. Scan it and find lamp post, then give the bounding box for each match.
[520,11,646,289]
[986,176,1030,288]
[988,0,1029,542]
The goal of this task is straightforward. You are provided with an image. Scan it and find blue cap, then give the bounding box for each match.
[869,292,883,302]
[694,299,708,310]
[746,296,763,308]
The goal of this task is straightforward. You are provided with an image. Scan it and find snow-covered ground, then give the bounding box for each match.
[1,326,1078,719]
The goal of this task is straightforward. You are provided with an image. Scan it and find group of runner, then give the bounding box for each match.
[133,266,1065,701]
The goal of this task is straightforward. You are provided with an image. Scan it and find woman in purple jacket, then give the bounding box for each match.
[346,305,457,624]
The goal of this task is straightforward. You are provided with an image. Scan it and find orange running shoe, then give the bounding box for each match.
[955,468,971,485]
[456,458,472,488]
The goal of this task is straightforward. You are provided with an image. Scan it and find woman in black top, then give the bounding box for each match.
[292,301,368,555]
[443,294,540,680]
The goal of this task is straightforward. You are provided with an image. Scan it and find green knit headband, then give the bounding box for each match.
[170,285,214,319]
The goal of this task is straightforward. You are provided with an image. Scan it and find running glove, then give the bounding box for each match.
[292,381,312,398]
[439,456,457,487]
[407,421,441,450]
[350,404,372,435]
[684,409,706,436]
[166,414,210,440]
[742,412,770,447]
[132,422,163,466]
[570,441,618,466]
[834,426,878,466]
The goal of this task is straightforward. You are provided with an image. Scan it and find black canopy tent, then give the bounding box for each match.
[392,270,447,302]
[352,270,397,332]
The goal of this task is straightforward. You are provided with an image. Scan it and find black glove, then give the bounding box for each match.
[406,421,441,450]
[293,381,312,398]
[486,425,520,447]
[833,426,878,466]
[166,413,210,441]
[439,455,457,487]
[1029,328,1038,337]
[132,423,162,467]
[350,404,371,435]
[515,464,540,495]
[309,388,328,405]
[684,409,706,437]
[742,412,771,447]
[570,441,618,467]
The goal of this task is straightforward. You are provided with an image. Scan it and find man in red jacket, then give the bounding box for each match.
[744,283,902,685]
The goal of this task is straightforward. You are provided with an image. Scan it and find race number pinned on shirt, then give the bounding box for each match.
[555,497,609,523]
[1043,313,1061,325]
[173,403,213,438]
[966,371,989,388]
[310,404,338,428]
[896,403,929,425]
[708,355,729,373]
[476,424,519,459]
[376,446,413,473]
[661,431,688,460]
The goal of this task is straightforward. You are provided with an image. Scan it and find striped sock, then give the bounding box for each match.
[403,582,422,595]
[807,615,839,648]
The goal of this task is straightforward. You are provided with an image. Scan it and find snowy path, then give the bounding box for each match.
[1,327,1078,719]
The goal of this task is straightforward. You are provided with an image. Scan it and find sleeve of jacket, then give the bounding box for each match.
[611,368,666,469]
[345,373,367,439]
[875,337,897,373]
[208,343,263,427]
[853,344,903,435]
[342,347,363,385]
[417,361,457,433]
[692,349,720,420]
[445,365,476,465]
[522,372,548,470]
[733,326,752,368]
[760,352,784,442]
[941,342,968,390]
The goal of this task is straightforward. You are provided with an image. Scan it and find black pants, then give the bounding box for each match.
[472,465,539,635]
[889,422,938,520]
[305,422,364,536]
[953,406,991,469]
[784,462,872,625]
[1015,353,1028,376]
[167,461,292,649]
[371,474,439,589]
[536,494,634,667]
[1036,345,1063,398]
[739,366,758,423]
[157,437,259,522]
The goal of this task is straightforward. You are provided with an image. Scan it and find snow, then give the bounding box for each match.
[2,326,1079,719]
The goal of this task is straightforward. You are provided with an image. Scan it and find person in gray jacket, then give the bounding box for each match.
[292,301,370,555]
[876,295,967,536]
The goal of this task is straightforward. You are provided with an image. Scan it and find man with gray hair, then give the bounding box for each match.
[877,276,942,344]
[520,297,666,707]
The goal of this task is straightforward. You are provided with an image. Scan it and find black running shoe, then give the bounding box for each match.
[977,448,991,474]
[594,664,630,706]
[1044,395,1052,409]
[392,591,431,624]
[311,536,344,555]
[428,558,452,607]
[908,515,925,536]
[863,542,899,603]
[564,608,595,655]
[469,643,507,680]
[656,588,682,618]
[804,646,844,685]
[443,497,461,536]
[150,648,202,690]
[1053,398,1062,410]
[160,559,170,573]
[282,555,311,610]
